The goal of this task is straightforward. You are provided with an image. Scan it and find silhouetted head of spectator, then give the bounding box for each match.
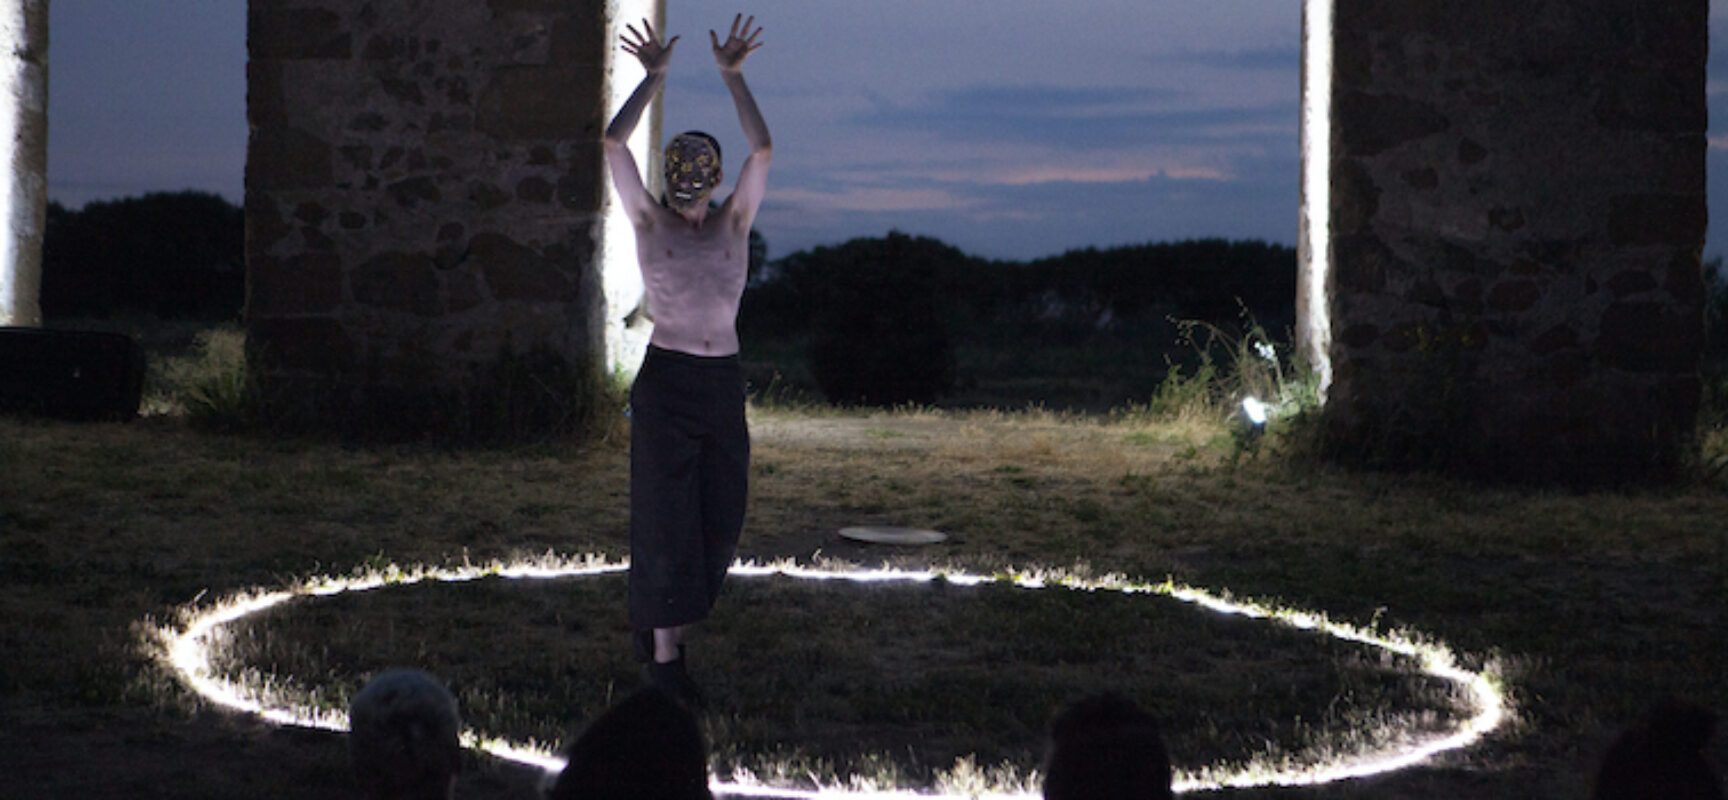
[1593,698,1725,800]
[1043,692,1174,800]
[547,686,712,800]
[349,669,463,800]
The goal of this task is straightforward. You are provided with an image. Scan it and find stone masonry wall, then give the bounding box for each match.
[246,0,608,436]
[1321,0,1706,484]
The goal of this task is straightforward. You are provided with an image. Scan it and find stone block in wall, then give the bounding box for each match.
[247,254,344,316]
[250,7,352,60]
[478,67,594,140]
[249,126,335,191]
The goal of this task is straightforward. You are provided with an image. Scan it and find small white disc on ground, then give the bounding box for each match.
[838,526,949,545]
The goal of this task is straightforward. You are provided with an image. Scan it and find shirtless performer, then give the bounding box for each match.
[604,13,771,706]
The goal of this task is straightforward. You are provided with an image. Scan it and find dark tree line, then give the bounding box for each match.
[745,233,1297,341]
[1000,238,1297,331]
[741,231,1298,405]
[41,191,245,321]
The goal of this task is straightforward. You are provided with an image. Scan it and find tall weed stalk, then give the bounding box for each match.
[156,326,252,429]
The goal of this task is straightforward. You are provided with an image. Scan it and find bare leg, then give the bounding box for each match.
[653,625,686,663]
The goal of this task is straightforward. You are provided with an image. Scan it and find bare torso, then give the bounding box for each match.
[634,202,750,357]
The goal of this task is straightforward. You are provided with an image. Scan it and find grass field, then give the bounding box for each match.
[1,327,1725,798]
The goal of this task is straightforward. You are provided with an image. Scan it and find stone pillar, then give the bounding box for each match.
[246,0,611,438]
[600,0,662,379]
[1296,0,1333,395]
[0,0,47,328]
[1317,0,1706,485]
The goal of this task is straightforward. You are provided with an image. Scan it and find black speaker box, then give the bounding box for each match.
[0,327,145,421]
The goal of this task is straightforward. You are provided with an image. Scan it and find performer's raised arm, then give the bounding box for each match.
[605,20,678,225]
[711,14,771,231]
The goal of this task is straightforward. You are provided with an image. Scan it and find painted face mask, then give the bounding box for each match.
[664,135,721,209]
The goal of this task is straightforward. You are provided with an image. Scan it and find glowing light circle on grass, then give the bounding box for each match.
[157,554,1508,798]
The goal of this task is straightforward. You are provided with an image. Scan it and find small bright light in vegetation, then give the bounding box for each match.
[155,554,1508,798]
[1241,396,1270,426]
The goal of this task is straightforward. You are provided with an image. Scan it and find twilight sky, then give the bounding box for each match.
[43,1,1728,264]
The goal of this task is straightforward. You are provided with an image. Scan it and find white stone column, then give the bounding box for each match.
[1295,0,1333,400]
[600,0,664,379]
[0,0,47,328]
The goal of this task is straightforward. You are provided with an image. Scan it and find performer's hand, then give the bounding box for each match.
[710,14,763,74]
[621,19,678,75]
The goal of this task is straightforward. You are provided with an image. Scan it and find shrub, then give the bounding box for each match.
[176,327,252,430]
[805,232,958,407]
